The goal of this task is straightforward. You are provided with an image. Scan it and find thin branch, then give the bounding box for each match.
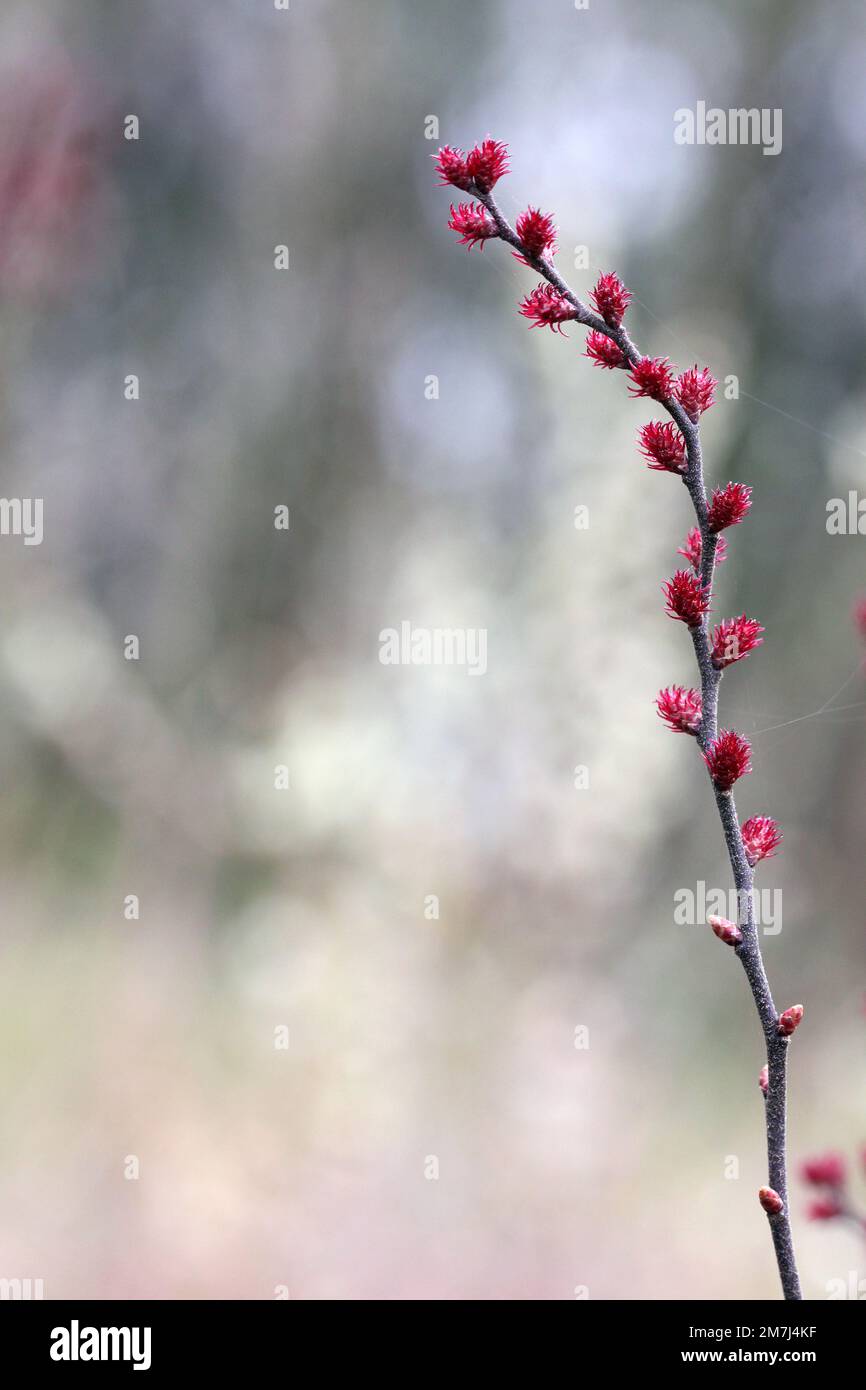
[460,172,802,1299]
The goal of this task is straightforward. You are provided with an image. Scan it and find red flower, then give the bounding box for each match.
[708,482,752,533]
[711,615,764,668]
[656,685,702,734]
[808,1198,843,1221]
[590,271,632,327]
[448,202,497,250]
[677,526,727,572]
[675,364,717,419]
[709,914,742,946]
[433,145,472,190]
[638,421,687,474]
[852,594,866,639]
[514,207,557,260]
[628,355,675,401]
[759,1186,784,1216]
[466,138,510,193]
[801,1153,846,1188]
[585,331,624,369]
[778,1004,804,1037]
[758,1064,768,1097]
[741,815,782,866]
[703,730,752,790]
[662,570,710,627]
[518,283,578,333]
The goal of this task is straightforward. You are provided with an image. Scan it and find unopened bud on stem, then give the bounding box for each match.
[778,1005,804,1037]
[759,1186,784,1216]
[708,914,742,946]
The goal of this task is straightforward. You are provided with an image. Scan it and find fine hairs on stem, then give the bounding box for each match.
[434,137,803,1300]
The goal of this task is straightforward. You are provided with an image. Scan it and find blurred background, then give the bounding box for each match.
[0,0,864,1300]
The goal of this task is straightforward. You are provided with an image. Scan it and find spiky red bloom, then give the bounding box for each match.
[703,730,752,790]
[801,1152,846,1188]
[741,815,782,867]
[628,355,675,402]
[585,331,624,369]
[711,615,764,669]
[514,207,557,260]
[465,137,509,192]
[808,1197,843,1221]
[709,914,742,946]
[852,594,866,639]
[708,482,752,533]
[663,569,710,627]
[638,420,687,474]
[759,1186,784,1216]
[448,201,497,250]
[519,284,578,333]
[758,1064,768,1097]
[656,685,702,735]
[677,526,727,572]
[433,145,472,190]
[675,364,717,419]
[590,271,632,328]
[778,1004,804,1037]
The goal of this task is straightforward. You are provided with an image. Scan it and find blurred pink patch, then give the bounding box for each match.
[0,62,106,297]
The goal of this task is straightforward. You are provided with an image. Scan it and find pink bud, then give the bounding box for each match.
[708,914,742,946]
[778,1005,804,1037]
[759,1186,784,1215]
[758,1064,768,1096]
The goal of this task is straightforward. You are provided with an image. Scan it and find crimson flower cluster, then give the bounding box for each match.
[639,421,687,474]
[435,139,509,192]
[676,365,717,419]
[586,331,625,368]
[656,685,702,735]
[741,815,782,866]
[447,202,496,250]
[628,355,675,401]
[514,207,557,261]
[703,730,752,791]
[712,615,764,668]
[678,526,727,571]
[708,482,752,533]
[590,271,632,327]
[519,284,577,333]
[663,570,710,627]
